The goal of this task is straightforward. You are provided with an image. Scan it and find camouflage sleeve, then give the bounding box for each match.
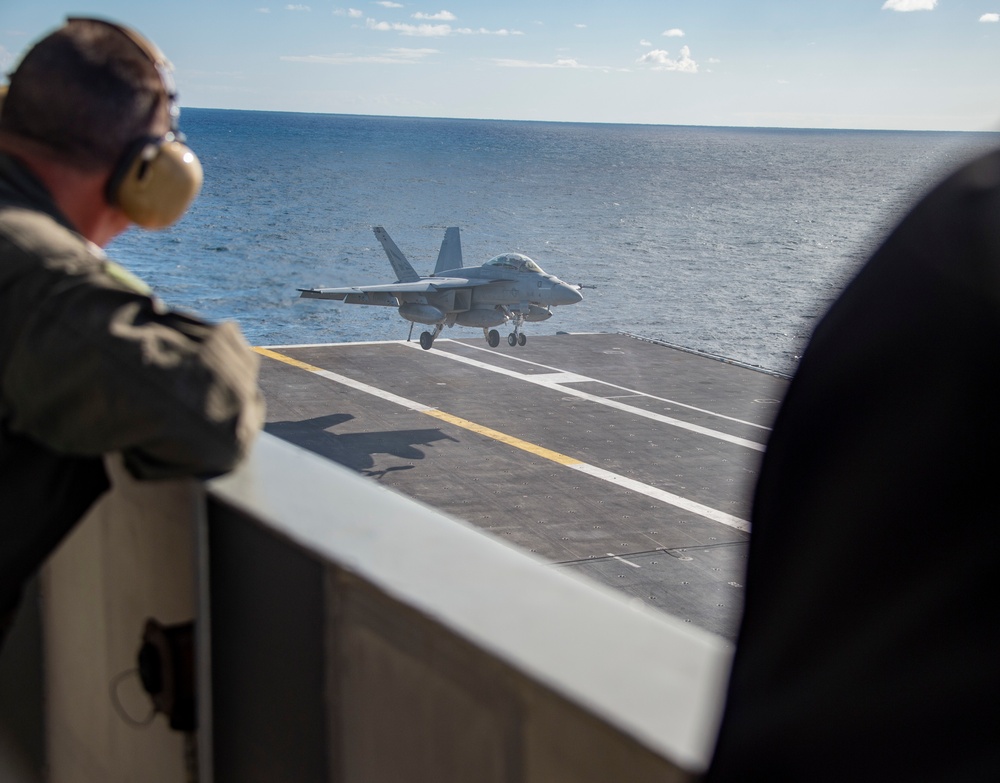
[1,243,265,480]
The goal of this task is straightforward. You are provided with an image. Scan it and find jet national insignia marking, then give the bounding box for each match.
[299,226,585,350]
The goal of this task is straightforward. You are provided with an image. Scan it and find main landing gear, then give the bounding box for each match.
[419,323,443,350]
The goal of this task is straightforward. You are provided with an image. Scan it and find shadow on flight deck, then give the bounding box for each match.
[265,413,459,477]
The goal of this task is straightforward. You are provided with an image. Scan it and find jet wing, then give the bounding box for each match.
[299,276,499,300]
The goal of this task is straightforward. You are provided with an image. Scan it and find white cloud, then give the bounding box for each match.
[495,58,584,69]
[413,10,456,21]
[281,48,438,65]
[493,57,625,72]
[637,46,698,73]
[881,0,937,11]
[575,23,587,29]
[662,28,685,37]
[980,12,1000,21]
[257,7,271,12]
[334,7,364,16]
[639,39,652,47]
[367,18,521,36]
[367,18,450,35]
[286,4,311,10]
[455,28,522,35]
[376,1,403,7]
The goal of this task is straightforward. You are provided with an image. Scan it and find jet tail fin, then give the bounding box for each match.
[434,227,462,274]
[373,226,419,283]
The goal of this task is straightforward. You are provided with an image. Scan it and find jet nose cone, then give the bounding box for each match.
[553,282,583,306]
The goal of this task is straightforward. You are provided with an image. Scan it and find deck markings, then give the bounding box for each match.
[402,340,766,452]
[255,346,751,533]
[437,339,772,431]
[606,553,642,569]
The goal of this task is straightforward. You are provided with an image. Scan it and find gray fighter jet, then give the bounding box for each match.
[299,226,584,350]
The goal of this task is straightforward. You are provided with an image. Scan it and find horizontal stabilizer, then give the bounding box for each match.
[434,227,463,274]
[373,226,419,283]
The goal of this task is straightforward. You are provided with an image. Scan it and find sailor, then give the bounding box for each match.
[0,19,264,647]
[706,146,1000,780]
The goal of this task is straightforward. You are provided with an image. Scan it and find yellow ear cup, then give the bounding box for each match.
[116,137,203,229]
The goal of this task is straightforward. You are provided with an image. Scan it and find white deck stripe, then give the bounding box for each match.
[256,347,752,534]
[606,553,643,569]
[404,340,765,452]
[440,339,772,431]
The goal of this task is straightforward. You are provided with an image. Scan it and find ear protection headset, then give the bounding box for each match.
[71,18,204,230]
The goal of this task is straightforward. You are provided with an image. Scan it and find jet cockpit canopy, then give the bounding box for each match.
[485,253,544,274]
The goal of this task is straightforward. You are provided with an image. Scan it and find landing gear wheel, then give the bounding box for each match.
[487,329,500,348]
[518,333,527,346]
[507,333,517,347]
[419,331,434,350]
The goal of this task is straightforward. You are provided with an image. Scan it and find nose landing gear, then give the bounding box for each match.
[484,311,529,349]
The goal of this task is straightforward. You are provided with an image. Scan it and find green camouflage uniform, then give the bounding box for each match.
[0,151,264,635]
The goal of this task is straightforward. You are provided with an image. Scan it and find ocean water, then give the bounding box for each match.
[112,110,999,374]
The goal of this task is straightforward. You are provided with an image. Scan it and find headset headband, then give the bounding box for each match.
[61,17,204,229]
[65,17,183,133]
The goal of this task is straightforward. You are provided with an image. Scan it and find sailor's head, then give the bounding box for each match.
[0,17,202,229]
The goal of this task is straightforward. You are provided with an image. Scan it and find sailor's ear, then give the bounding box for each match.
[0,84,8,120]
[106,135,204,230]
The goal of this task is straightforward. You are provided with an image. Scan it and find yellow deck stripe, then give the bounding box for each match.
[423,409,584,466]
[254,346,750,532]
[255,347,324,373]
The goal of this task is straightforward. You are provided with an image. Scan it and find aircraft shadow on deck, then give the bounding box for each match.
[265,413,459,477]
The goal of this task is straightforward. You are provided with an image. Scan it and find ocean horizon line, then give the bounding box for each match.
[180,106,1000,137]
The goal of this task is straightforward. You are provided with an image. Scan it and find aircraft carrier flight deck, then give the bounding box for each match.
[254,332,788,641]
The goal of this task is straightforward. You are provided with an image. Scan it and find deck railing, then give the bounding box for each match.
[4,432,732,782]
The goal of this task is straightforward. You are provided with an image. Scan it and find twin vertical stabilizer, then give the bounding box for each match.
[373,225,463,280]
[373,226,420,283]
[434,227,463,274]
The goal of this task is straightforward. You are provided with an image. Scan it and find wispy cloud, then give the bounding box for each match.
[637,46,698,73]
[457,28,523,36]
[413,10,456,21]
[366,18,522,36]
[334,7,364,16]
[376,1,404,7]
[495,57,585,69]
[881,0,937,11]
[639,39,652,47]
[980,12,1000,22]
[286,4,311,10]
[257,7,271,12]
[662,28,685,37]
[575,23,587,29]
[281,48,438,64]
[367,19,450,36]
[493,57,626,72]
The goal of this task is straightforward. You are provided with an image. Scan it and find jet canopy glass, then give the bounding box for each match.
[484,253,544,274]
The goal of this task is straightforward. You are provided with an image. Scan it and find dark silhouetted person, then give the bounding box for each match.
[706,145,1000,780]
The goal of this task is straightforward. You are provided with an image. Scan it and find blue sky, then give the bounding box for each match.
[2,1,999,130]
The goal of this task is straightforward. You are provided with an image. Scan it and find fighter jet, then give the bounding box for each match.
[299,226,584,350]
